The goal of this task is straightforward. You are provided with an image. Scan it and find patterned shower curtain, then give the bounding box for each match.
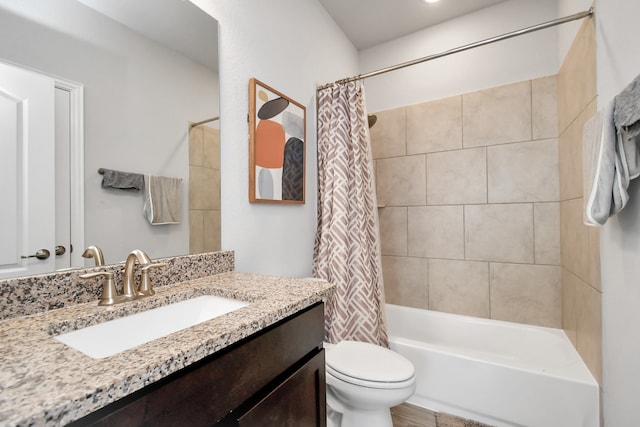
[313,81,388,348]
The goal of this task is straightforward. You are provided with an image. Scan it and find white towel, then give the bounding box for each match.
[143,174,182,225]
[583,100,629,226]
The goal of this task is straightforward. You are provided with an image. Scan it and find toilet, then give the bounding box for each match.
[324,340,416,427]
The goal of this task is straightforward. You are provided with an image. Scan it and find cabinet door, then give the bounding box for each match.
[238,350,326,427]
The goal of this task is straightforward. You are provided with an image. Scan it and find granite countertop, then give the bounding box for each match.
[0,272,334,426]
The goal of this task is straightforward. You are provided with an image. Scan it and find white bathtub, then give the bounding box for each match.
[386,304,599,427]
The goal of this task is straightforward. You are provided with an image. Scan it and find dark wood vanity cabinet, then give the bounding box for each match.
[71,302,326,427]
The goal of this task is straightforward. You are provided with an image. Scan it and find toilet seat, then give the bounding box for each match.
[326,340,415,389]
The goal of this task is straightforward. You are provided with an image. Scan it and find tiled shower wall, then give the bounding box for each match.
[557,17,601,384]
[371,76,561,328]
[189,124,221,254]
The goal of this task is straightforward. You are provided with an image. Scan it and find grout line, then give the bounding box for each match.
[558,95,597,136]
[386,254,561,267]
[422,200,558,207]
[374,136,552,161]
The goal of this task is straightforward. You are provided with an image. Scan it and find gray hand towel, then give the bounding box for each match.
[101,169,144,190]
[613,72,640,135]
[584,100,633,226]
[583,101,621,225]
[142,174,182,225]
[613,73,640,180]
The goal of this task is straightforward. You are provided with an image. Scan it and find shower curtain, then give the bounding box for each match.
[313,81,388,348]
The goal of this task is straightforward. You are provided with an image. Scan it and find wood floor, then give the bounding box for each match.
[391,403,495,427]
[391,403,437,427]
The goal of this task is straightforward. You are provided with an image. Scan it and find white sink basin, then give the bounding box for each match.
[55,295,249,359]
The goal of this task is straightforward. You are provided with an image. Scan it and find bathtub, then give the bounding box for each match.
[386,304,599,427]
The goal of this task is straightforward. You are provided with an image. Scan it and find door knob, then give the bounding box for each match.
[55,245,66,256]
[21,249,51,260]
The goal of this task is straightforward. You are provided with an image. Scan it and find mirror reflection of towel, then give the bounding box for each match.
[143,174,182,225]
[101,169,144,190]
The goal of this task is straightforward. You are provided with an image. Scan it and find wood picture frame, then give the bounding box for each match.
[249,78,306,204]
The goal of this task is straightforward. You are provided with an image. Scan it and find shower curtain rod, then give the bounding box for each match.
[317,8,593,90]
[189,116,219,128]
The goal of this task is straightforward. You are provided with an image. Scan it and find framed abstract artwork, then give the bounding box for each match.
[249,78,306,204]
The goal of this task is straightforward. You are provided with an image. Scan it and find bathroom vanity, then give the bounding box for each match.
[72,303,326,426]
[0,270,334,426]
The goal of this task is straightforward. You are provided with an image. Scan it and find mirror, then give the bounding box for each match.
[0,0,220,278]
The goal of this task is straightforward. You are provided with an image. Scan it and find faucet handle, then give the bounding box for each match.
[80,271,118,306]
[138,263,165,296]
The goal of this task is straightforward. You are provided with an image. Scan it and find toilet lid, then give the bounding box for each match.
[325,340,414,383]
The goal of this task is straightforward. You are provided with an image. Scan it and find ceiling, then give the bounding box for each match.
[76,0,510,70]
[318,0,508,50]
[77,0,218,71]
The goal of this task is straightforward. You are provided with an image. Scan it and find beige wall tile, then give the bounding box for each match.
[189,166,217,210]
[379,207,408,256]
[562,268,579,347]
[490,263,561,327]
[557,15,600,379]
[376,155,426,206]
[407,95,462,154]
[462,81,532,148]
[212,169,220,210]
[488,139,559,203]
[370,107,406,159]
[558,120,577,201]
[558,99,597,201]
[429,259,489,318]
[189,210,204,254]
[532,75,558,140]
[427,148,487,205]
[203,126,220,170]
[203,209,221,252]
[587,225,601,291]
[534,202,561,265]
[576,280,603,384]
[465,204,534,263]
[382,256,429,309]
[408,206,464,259]
[558,18,596,134]
[189,126,204,167]
[560,198,590,282]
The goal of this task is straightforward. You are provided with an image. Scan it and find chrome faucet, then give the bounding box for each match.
[82,245,105,266]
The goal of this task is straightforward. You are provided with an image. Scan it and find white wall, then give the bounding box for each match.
[0,0,219,265]
[595,1,640,425]
[191,0,358,276]
[359,0,561,113]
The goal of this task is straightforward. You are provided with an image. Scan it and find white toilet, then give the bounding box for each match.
[324,340,416,427]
